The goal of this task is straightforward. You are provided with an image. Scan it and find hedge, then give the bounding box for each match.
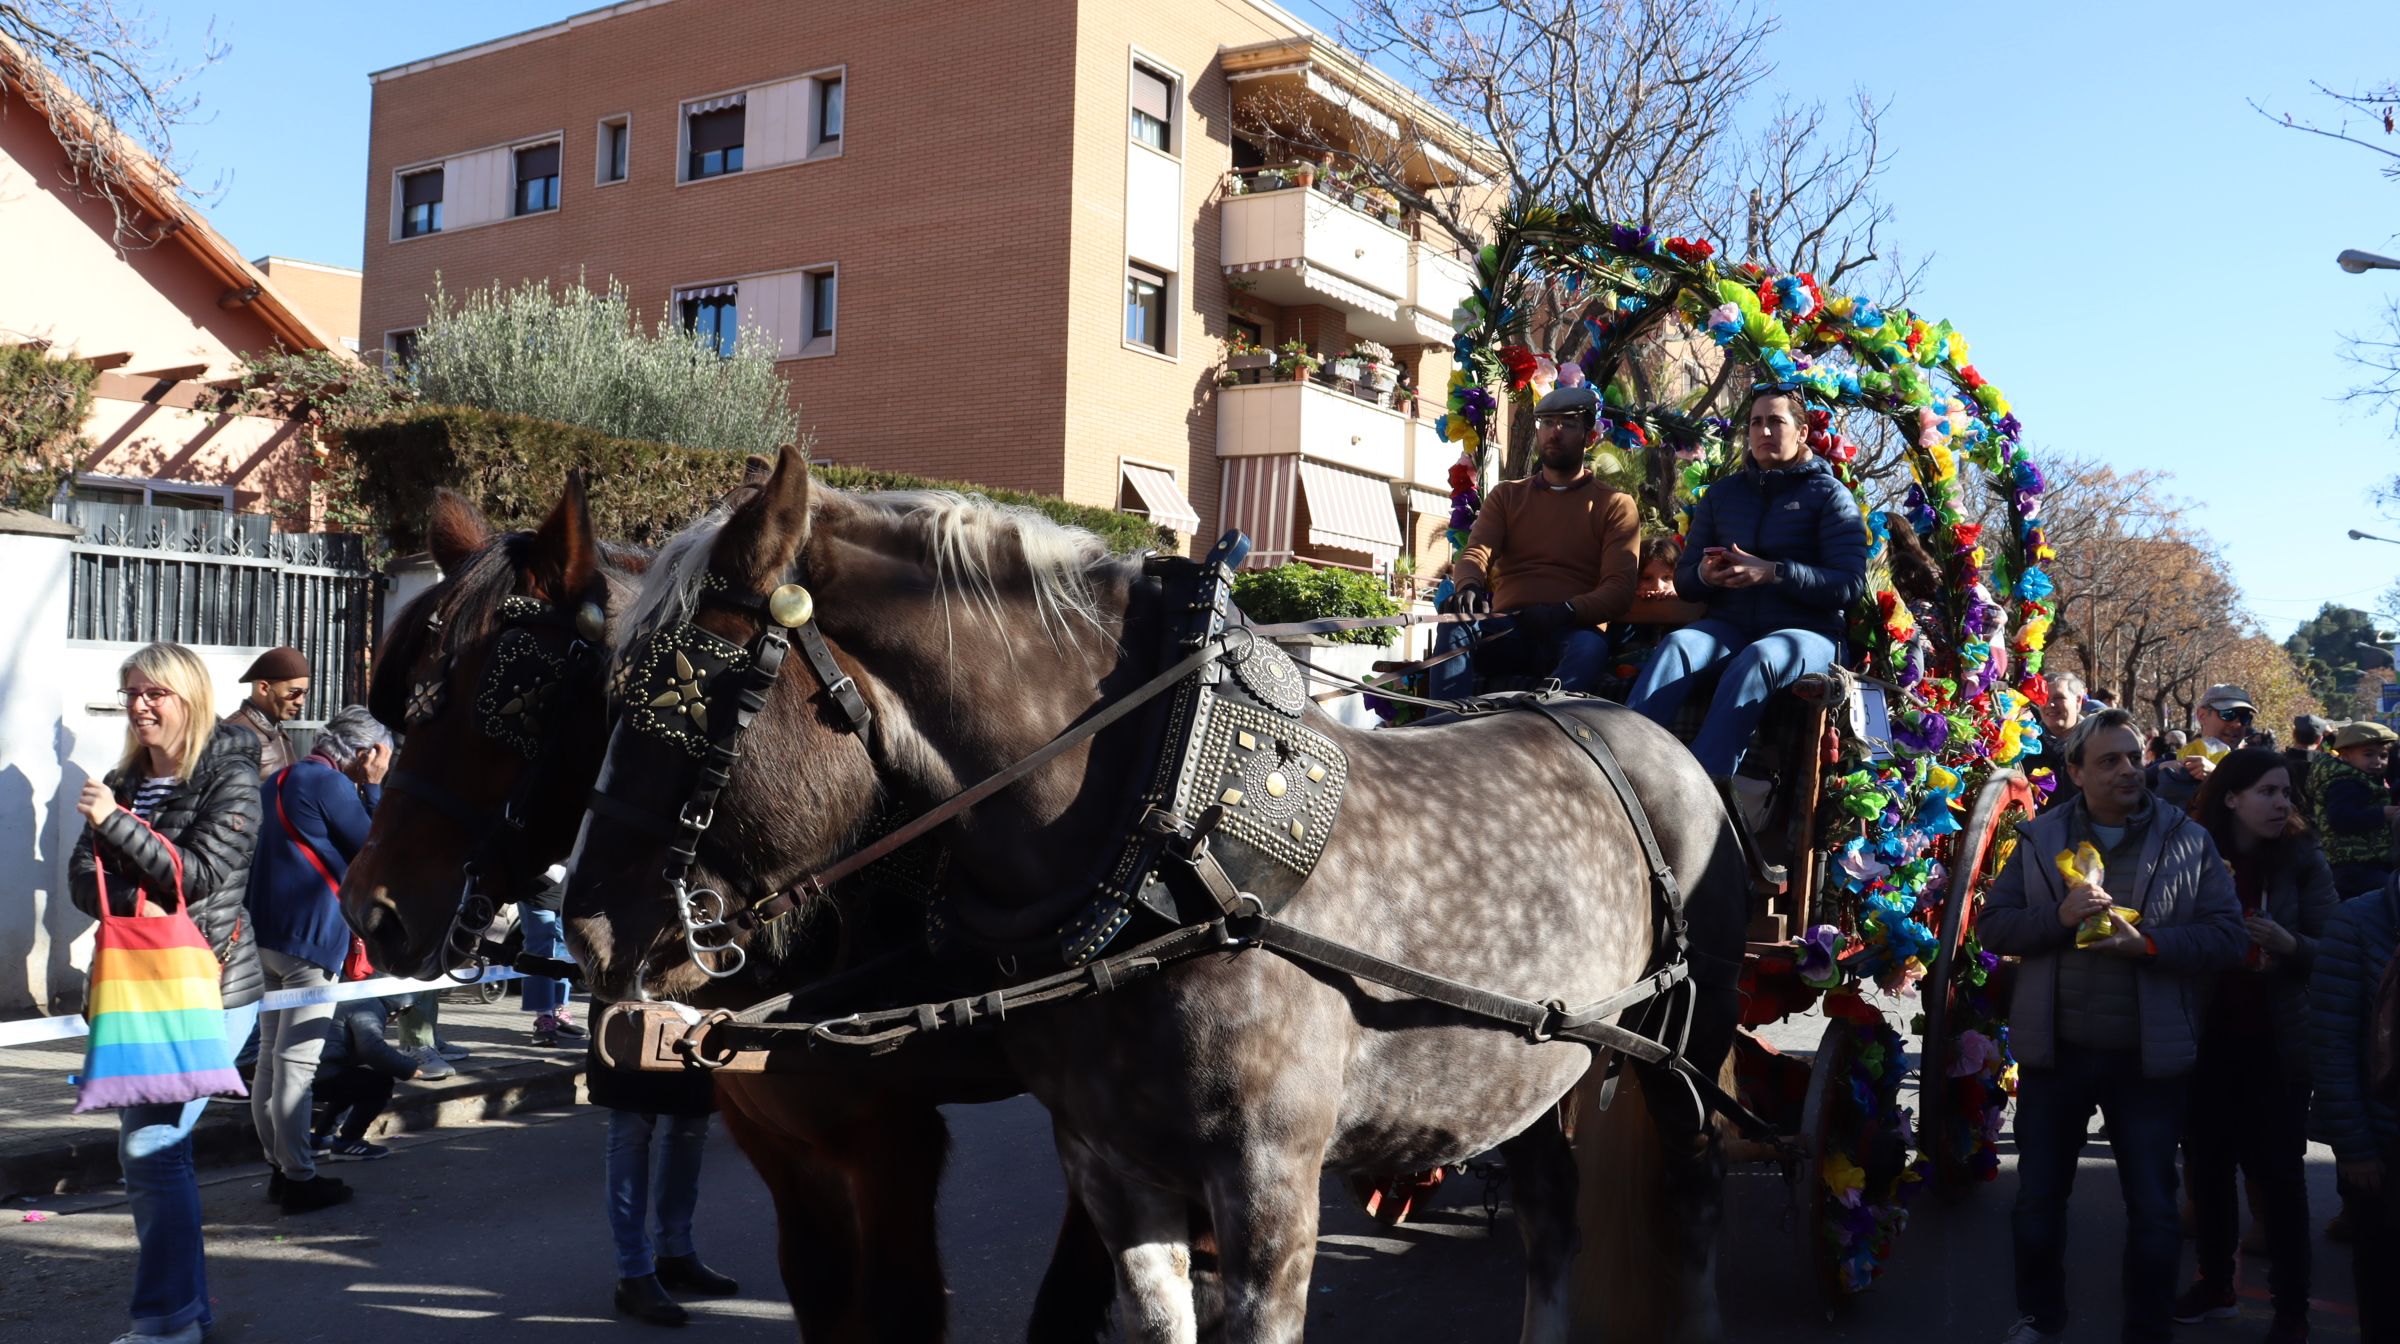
[342,407,1167,555]
[1231,562,1402,647]
[1,344,97,511]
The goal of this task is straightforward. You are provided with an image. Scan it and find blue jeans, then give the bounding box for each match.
[1427,614,1611,698]
[605,1109,710,1279]
[2010,1043,2189,1344]
[119,998,260,1337]
[1625,619,1838,776]
[519,903,571,1018]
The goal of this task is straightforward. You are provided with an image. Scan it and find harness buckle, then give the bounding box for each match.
[678,802,716,833]
[677,1009,739,1071]
[1532,997,1571,1044]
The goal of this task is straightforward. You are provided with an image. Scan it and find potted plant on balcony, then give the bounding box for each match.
[1291,162,1318,191]
[1221,331,1273,385]
[1275,340,1320,382]
[1347,339,1398,397]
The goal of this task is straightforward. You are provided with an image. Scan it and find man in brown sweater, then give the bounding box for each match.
[1431,384,1640,696]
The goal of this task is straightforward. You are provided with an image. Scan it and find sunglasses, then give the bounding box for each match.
[2214,707,2254,724]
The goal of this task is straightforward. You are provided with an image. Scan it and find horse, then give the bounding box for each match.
[562,444,1750,1343]
[338,473,1116,1343]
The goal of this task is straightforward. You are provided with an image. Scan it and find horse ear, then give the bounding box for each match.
[428,489,492,575]
[741,454,774,486]
[529,470,601,600]
[717,444,812,592]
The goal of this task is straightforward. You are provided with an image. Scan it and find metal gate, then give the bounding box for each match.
[54,500,381,729]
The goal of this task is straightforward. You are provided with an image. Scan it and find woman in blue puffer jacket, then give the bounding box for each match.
[1629,382,1868,778]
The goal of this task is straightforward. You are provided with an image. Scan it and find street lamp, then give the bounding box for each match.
[2348,528,2400,545]
[2338,249,2400,274]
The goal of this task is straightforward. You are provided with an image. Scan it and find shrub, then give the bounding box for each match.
[343,407,1167,555]
[1232,561,1401,647]
[406,275,799,457]
[0,343,97,510]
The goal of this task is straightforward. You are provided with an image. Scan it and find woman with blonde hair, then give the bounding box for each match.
[69,641,268,1344]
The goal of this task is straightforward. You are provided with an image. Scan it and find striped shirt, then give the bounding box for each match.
[130,776,177,821]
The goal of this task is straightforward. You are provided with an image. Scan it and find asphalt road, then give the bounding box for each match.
[0,1093,2366,1342]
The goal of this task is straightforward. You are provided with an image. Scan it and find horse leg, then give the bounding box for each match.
[715,1089,868,1341]
[845,1102,953,1344]
[1056,1129,1197,1344]
[1642,1064,1729,1344]
[1200,1143,1328,1344]
[1500,1108,1581,1344]
[1025,1195,1120,1344]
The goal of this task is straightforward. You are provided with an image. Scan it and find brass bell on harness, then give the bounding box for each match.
[576,600,607,642]
[767,583,816,629]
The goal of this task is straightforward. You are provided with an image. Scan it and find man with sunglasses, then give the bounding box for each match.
[1432,382,1640,696]
[2154,684,2255,813]
[224,646,311,777]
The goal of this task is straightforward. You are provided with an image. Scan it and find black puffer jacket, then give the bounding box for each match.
[70,723,266,1009]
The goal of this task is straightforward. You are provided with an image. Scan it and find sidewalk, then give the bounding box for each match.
[0,988,590,1198]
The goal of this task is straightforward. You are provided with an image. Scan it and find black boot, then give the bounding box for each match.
[655,1253,739,1296]
[278,1174,353,1213]
[615,1274,689,1326]
[266,1168,287,1203]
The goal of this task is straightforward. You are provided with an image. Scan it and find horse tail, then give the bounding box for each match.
[1568,1057,1732,1344]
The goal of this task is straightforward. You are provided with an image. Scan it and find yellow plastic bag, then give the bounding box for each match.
[2178,737,2230,766]
[2055,843,2140,947]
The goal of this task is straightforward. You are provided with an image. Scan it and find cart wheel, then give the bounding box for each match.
[1798,1016,1863,1313]
[1920,770,2036,1190]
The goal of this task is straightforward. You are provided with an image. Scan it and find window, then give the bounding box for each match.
[1231,317,1264,349]
[598,116,630,184]
[1130,62,1173,153]
[399,168,443,237]
[816,76,843,146]
[686,103,745,180]
[677,286,739,357]
[513,141,560,215]
[67,475,232,511]
[385,329,420,373]
[808,269,837,340]
[1125,264,1168,353]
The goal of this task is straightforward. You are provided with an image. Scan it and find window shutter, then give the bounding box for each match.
[689,107,745,153]
[1131,65,1172,125]
[516,141,560,180]
[401,169,444,206]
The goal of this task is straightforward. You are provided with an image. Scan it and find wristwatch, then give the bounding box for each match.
[1770,560,1788,584]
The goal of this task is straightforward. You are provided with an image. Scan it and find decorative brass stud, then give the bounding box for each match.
[576,601,607,642]
[650,651,711,732]
[767,583,816,629]
[1220,787,1245,807]
[1576,727,1592,740]
[1237,731,1257,751]
[1289,820,1306,840]
[1265,771,1288,798]
[1306,764,1325,784]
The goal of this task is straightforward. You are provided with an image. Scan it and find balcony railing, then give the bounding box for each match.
[1221,169,1410,323]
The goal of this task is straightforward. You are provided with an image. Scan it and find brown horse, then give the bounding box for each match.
[339,475,1113,1342]
[563,446,1748,1343]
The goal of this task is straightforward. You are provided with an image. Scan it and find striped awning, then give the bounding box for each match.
[1120,462,1200,534]
[1218,258,1399,320]
[1219,455,1299,569]
[1405,488,1450,517]
[686,92,747,114]
[674,283,737,301]
[1298,459,1401,562]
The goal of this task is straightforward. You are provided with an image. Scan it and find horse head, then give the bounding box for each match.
[563,443,1148,1004]
[342,473,646,977]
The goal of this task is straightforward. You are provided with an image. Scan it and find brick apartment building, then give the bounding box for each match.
[360,0,1497,574]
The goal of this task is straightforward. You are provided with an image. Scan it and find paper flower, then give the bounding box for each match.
[1823,1153,1867,1208]
[1950,1029,1998,1077]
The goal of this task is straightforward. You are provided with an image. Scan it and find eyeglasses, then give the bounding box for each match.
[2215,707,2254,724]
[116,687,178,708]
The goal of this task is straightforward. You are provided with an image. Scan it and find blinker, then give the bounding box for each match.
[576,600,606,642]
[767,583,815,629]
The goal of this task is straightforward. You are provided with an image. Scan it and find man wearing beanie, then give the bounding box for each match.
[1432,381,1640,696]
[227,646,311,776]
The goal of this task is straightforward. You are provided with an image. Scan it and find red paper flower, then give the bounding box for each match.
[1959,364,1987,390]
[1499,344,1539,392]
[1665,236,1716,262]
[1953,523,1984,551]
[1448,460,1476,492]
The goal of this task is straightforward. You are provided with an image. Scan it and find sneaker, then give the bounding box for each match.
[549,1014,588,1040]
[2172,1281,2238,1324]
[267,1168,287,1203]
[309,1132,333,1157]
[433,1037,471,1062]
[326,1136,392,1162]
[1998,1315,2062,1344]
[530,1014,578,1047]
[410,1046,457,1081]
[111,1323,203,1344]
[278,1173,354,1214]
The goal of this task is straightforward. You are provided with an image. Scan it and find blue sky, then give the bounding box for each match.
[155,1,2398,637]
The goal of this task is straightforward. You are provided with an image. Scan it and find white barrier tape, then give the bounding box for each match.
[0,967,528,1049]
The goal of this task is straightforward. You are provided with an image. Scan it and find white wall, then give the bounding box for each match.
[0,527,272,1013]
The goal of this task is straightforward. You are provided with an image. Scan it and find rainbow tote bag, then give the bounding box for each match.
[73,822,247,1113]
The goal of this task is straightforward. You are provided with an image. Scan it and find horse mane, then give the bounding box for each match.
[619,486,1119,655]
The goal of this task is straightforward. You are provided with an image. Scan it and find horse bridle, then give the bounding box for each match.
[585,571,872,980]
[387,592,608,981]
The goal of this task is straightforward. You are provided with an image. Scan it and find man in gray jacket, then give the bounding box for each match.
[1978,708,2249,1344]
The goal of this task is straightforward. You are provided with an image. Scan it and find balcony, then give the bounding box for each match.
[1218,377,1406,481]
[1221,172,1411,343]
[1406,240,1476,344]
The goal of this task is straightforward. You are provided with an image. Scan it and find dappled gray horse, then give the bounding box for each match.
[564,446,1748,1343]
